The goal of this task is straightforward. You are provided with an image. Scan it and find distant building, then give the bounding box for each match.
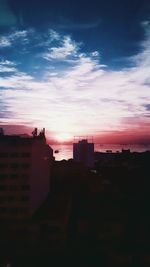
[122,149,130,154]
[0,128,53,221]
[73,138,94,169]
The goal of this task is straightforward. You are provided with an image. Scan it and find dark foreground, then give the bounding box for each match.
[0,151,150,267]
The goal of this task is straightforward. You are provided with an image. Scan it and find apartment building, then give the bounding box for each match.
[0,128,53,222]
[73,138,94,169]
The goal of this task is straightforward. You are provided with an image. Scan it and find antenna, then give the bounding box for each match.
[32,128,38,137]
[73,136,94,143]
[0,128,4,135]
[39,128,46,138]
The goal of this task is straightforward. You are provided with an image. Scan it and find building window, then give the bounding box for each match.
[6,207,28,214]
[0,164,8,170]
[0,197,6,203]
[7,196,16,202]
[0,153,8,158]
[0,174,8,180]
[0,207,6,213]
[21,153,31,158]
[22,185,30,191]
[10,153,19,158]
[21,174,29,180]
[9,185,18,191]
[21,164,30,169]
[19,207,28,213]
[10,174,18,179]
[21,196,29,202]
[10,163,19,170]
[0,185,7,191]
[8,208,19,214]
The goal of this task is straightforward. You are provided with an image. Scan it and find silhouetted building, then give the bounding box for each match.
[0,128,53,221]
[32,192,72,247]
[73,138,94,169]
[122,149,130,154]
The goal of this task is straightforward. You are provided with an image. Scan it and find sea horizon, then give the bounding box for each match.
[51,143,150,161]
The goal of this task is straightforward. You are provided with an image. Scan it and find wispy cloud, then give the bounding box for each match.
[0,66,17,72]
[0,29,34,50]
[0,60,17,73]
[0,36,11,47]
[43,36,79,60]
[0,60,16,66]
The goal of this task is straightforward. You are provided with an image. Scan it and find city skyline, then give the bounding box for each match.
[0,0,150,144]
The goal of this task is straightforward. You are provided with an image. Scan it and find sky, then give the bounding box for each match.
[0,0,150,143]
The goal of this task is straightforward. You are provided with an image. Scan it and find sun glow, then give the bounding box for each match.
[55,132,72,142]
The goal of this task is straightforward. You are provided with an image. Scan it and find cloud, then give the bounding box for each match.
[0,29,34,50]
[43,36,79,60]
[0,36,11,47]
[0,60,16,66]
[0,124,33,135]
[0,72,34,89]
[9,30,30,44]
[91,51,100,57]
[0,66,17,72]
[0,59,17,72]
[48,30,60,42]
[0,26,150,141]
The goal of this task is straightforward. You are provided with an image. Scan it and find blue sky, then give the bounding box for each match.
[0,0,150,142]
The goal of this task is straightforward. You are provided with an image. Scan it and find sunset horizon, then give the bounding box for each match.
[1,124,150,145]
[0,0,150,146]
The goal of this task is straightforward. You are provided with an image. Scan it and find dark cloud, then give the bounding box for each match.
[144,104,150,111]
[7,0,150,69]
